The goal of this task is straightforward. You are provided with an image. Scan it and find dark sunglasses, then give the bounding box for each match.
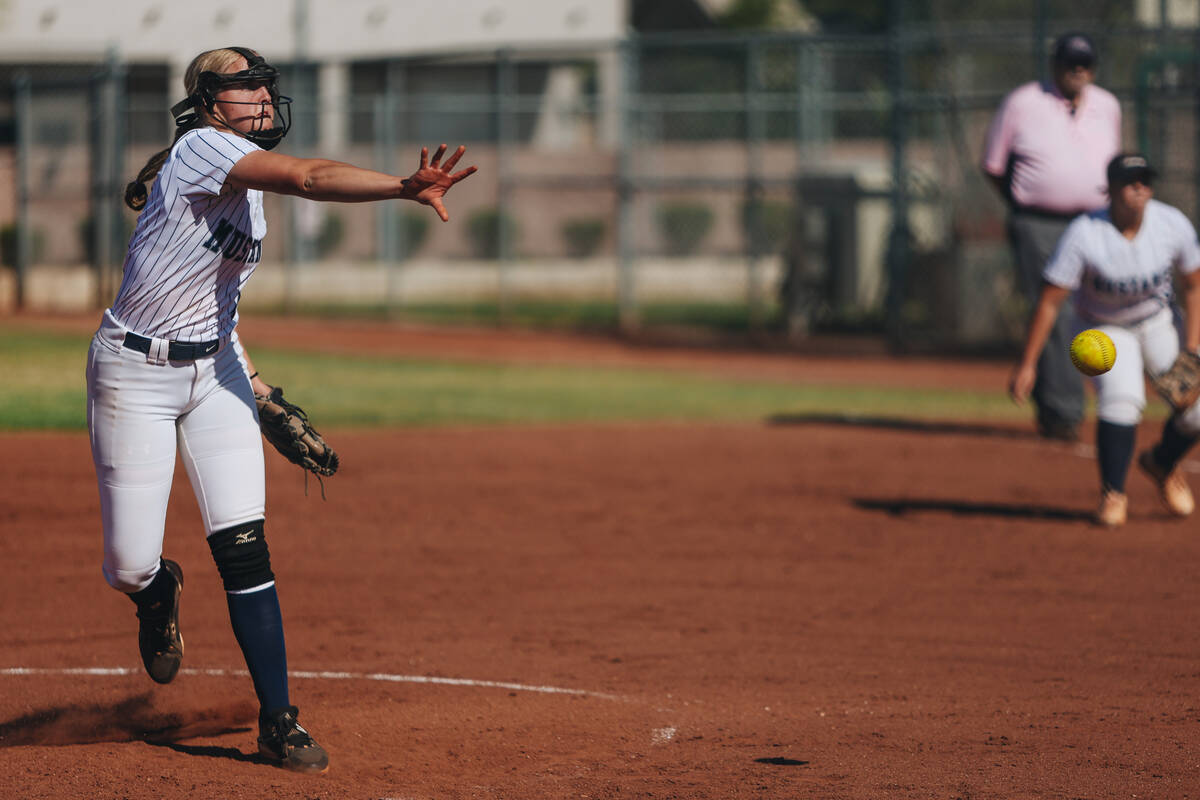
[1058,56,1095,70]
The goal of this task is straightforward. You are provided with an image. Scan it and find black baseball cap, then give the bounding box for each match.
[1052,33,1097,68]
[1107,153,1157,188]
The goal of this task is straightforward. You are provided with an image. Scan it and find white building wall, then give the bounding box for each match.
[1135,0,1200,26]
[0,0,625,69]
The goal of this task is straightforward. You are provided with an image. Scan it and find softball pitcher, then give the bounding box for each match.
[87,46,475,772]
[1009,154,1200,527]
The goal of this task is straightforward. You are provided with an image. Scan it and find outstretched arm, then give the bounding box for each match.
[1009,283,1071,403]
[227,144,477,221]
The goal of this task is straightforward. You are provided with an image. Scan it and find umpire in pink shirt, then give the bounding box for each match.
[983,32,1122,441]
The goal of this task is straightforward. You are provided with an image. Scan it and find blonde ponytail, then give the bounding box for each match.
[123,47,244,211]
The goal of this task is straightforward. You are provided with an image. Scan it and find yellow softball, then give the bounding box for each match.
[1069,329,1116,376]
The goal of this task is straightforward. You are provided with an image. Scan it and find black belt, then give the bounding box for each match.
[122,331,221,361]
[1011,206,1081,222]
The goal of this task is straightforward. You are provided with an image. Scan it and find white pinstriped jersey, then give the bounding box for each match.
[1044,199,1200,326]
[110,127,264,341]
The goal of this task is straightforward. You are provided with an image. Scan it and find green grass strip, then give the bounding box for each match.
[247,299,813,334]
[0,326,1054,431]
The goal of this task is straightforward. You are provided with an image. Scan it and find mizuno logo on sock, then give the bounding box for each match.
[235,530,256,545]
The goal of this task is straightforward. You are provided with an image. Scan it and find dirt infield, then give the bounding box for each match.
[3,317,1200,799]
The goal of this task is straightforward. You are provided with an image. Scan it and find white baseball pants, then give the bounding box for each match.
[1088,306,1200,433]
[86,310,265,593]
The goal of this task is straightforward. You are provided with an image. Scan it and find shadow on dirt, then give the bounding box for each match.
[768,413,1036,440]
[755,756,809,766]
[854,497,1092,522]
[0,693,255,747]
[144,740,269,765]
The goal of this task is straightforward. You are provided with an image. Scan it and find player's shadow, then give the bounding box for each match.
[0,693,254,750]
[755,756,809,766]
[854,497,1092,522]
[767,413,1036,439]
[143,739,268,765]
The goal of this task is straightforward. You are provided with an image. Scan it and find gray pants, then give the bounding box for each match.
[1007,211,1084,428]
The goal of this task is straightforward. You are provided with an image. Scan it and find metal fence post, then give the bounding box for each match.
[89,74,104,306]
[1156,1,1169,180]
[884,0,910,342]
[795,37,819,158]
[286,0,313,312]
[374,61,404,311]
[373,96,394,265]
[789,41,809,341]
[1033,0,1048,83]
[745,38,766,333]
[496,49,516,323]
[387,60,407,314]
[1194,25,1200,218]
[109,48,127,286]
[13,72,32,310]
[616,38,639,333]
[91,49,123,308]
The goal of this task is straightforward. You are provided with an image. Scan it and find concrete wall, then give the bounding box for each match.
[0,256,786,313]
[0,0,624,68]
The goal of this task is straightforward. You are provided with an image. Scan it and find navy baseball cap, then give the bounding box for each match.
[1052,33,1097,68]
[1107,154,1157,188]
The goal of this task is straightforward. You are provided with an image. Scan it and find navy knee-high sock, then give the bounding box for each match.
[128,559,173,610]
[1153,417,1200,473]
[227,585,289,713]
[1097,420,1137,492]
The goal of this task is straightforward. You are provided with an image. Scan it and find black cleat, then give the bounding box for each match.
[135,559,184,684]
[258,705,329,774]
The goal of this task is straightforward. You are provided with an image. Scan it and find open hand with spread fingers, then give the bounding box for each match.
[400,144,478,222]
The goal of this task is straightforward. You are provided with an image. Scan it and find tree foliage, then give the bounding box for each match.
[717,0,777,29]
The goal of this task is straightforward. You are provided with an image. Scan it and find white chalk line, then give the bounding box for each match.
[0,666,685,747]
[0,666,624,703]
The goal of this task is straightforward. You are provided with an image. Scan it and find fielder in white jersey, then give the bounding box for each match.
[1009,154,1200,527]
[86,46,476,772]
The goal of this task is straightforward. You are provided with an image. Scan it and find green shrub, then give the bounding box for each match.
[77,215,134,264]
[466,207,519,259]
[1,223,46,267]
[315,212,345,258]
[561,217,606,258]
[394,210,431,259]
[741,199,795,254]
[656,201,714,256]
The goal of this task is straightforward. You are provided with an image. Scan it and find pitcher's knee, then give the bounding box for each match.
[1097,396,1144,427]
[103,559,162,593]
[207,519,274,592]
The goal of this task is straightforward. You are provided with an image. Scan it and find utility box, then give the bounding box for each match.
[781,172,887,336]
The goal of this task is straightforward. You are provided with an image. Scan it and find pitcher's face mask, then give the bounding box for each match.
[170,47,292,150]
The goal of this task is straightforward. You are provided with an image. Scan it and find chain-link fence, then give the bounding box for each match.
[4,21,1200,350]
